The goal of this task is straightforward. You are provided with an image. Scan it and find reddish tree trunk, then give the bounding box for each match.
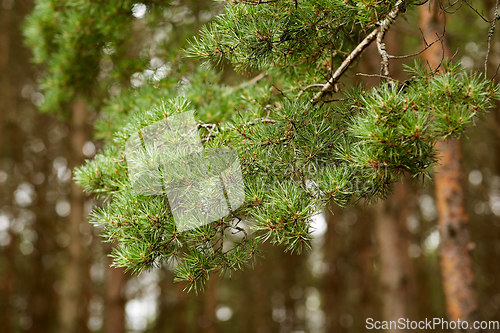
[434,140,481,327]
[420,2,481,331]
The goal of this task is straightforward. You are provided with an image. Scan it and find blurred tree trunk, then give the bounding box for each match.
[29,114,59,333]
[374,183,416,331]
[249,242,278,333]
[0,0,11,153]
[1,2,60,332]
[358,24,418,330]
[154,268,177,333]
[202,274,218,333]
[58,99,89,333]
[323,204,342,331]
[0,3,13,331]
[324,203,377,332]
[420,2,481,331]
[372,23,417,331]
[282,252,304,332]
[103,260,129,333]
[174,281,188,333]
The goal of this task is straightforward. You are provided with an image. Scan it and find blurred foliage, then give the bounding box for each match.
[0,0,499,332]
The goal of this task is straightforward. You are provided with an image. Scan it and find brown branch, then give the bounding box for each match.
[227,0,277,5]
[485,0,500,79]
[492,62,500,81]
[244,118,276,126]
[310,28,377,103]
[311,0,405,104]
[297,83,326,99]
[236,72,266,90]
[320,98,345,104]
[356,73,394,81]
[463,0,493,23]
[387,35,442,59]
[376,22,393,84]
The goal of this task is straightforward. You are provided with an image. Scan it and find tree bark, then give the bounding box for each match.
[0,1,11,152]
[174,281,188,333]
[0,4,13,332]
[323,204,342,331]
[103,261,128,333]
[58,99,88,333]
[324,203,378,332]
[420,2,481,331]
[30,115,60,333]
[370,21,417,331]
[434,140,481,329]
[202,274,218,333]
[374,183,417,332]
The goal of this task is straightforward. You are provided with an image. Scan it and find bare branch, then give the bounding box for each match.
[485,0,500,78]
[297,84,326,99]
[227,0,277,5]
[320,98,345,104]
[440,0,462,15]
[463,0,493,23]
[311,0,404,104]
[272,84,290,101]
[431,32,447,74]
[492,62,500,81]
[376,21,393,84]
[236,73,266,90]
[356,73,394,81]
[310,29,377,103]
[388,35,442,59]
[244,118,276,126]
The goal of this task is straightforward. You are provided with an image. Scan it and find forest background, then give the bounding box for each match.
[1,0,500,332]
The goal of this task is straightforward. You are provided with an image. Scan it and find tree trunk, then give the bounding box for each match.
[323,204,342,331]
[324,203,378,332]
[434,140,481,329]
[103,260,128,333]
[30,115,60,333]
[371,22,417,331]
[174,281,188,333]
[0,0,11,152]
[374,183,416,332]
[202,274,218,333]
[0,4,13,332]
[58,99,88,333]
[420,2,481,331]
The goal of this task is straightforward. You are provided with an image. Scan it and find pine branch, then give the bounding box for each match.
[311,0,405,103]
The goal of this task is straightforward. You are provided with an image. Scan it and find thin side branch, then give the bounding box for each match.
[356,73,394,81]
[492,62,500,81]
[376,19,393,84]
[297,83,326,99]
[311,0,404,104]
[464,0,493,23]
[237,73,266,90]
[388,35,442,59]
[244,118,276,126]
[310,29,377,104]
[227,0,277,5]
[485,0,500,78]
